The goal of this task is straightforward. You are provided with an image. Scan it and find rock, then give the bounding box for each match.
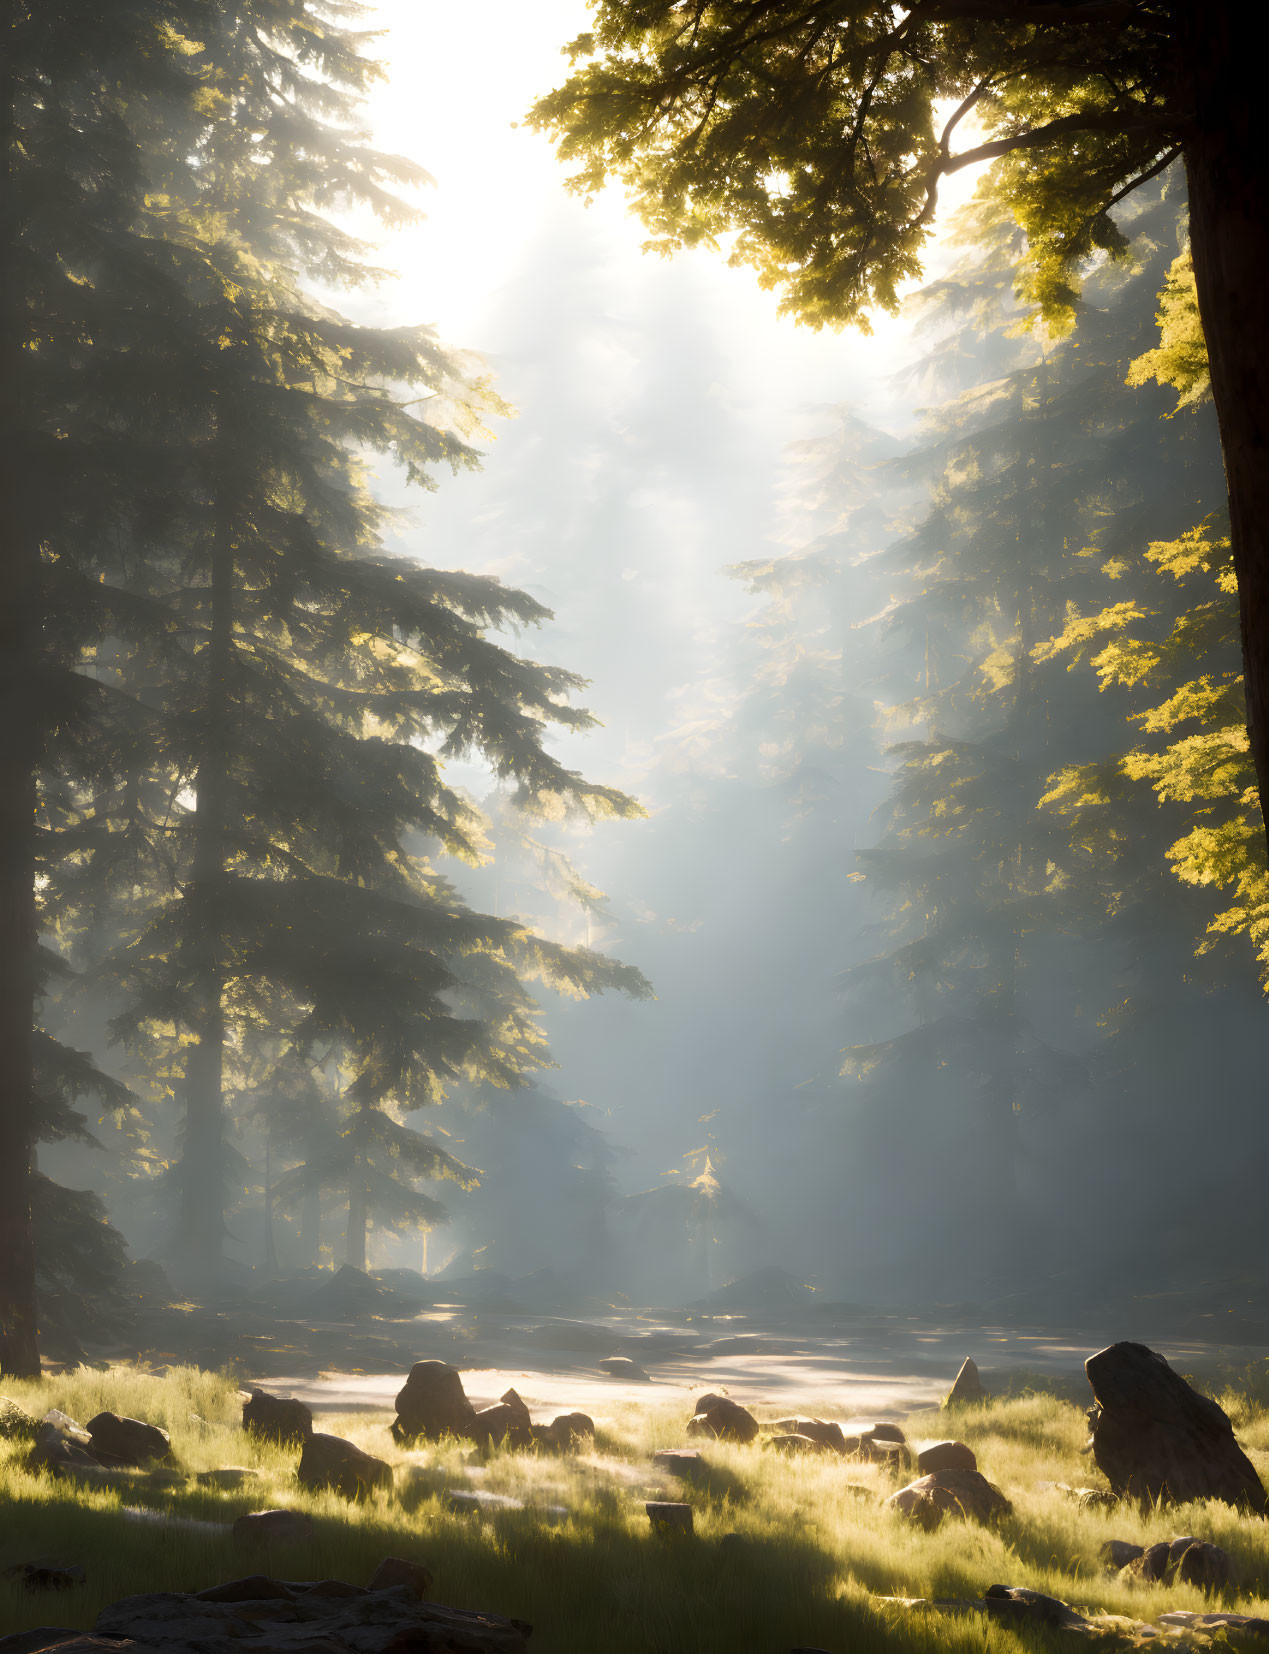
[1124,1536,1231,1590]
[646,1501,694,1535]
[193,1577,295,1603]
[90,1583,531,1653]
[599,1355,650,1382]
[195,1467,260,1488]
[916,1440,977,1475]
[467,1387,534,1449]
[863,1422,907,1445]
[241,1387,313,1447]
[843,1433,911,1468]
[686,1397,759,1444]
[86,1412,171,1467]
[232,1508,317,1547]
[1157,1611,1269,1636]
[767,1433,834,1456]
[982,1585,1096,1632]
[26,1418,100,1476]
[769,1419,847,1453]
[1086,1340,1268,1511]
[655,1448,710,1484]
[533,1412,594,1452]
[392,1359,477,1444]
[886,1469,1012,1530]
[0,1397,37,1440]
[3,1564,87,1591]
[297,1431,393,1501]
[366,1557,434,1599]
[1100,1539,1145,1571]
[945,1357,988,1407]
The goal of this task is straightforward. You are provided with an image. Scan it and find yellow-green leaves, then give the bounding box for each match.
[1125,252,1211,411]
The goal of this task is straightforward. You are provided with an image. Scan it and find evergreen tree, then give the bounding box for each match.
[823,188,1264,1296]
[44,1,652,1281]
[1,1,205,1376]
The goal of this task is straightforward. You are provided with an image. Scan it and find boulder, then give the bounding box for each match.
[26,1418,100,1477]
[843,1433,911,1468]
[863,1422,907,1444]
[193,1577,294,1603]
[916,1440,977,1475]
[86,1413,171,1467]
[982,1585,1096,1633]
[231,1508,316,1548]
[886,1468,1012,1530]
[599,1355,651,1382]
[392,1359,477,1444]
[87,1581,530,1653]
[646,1501,694,1535]
[1101,1539,1145,1571]
[686,1396,759,1444]
[534,1412,595,1453]
[1115,1536,1232,1590]
[297,1432,392,1501]
[1085,1340,1268,1511]
[769,1419,846,1454]
[767,1433,834,1456]
[241,1387,313,1447]
[467,1387,534,1449]
[944,1357,988,1407]
[0,1397,37,1440]
[366,1557,434,1599]
[1158,1611,1269,1636]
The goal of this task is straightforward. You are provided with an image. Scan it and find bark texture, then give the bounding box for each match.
[1178,5,1269,837]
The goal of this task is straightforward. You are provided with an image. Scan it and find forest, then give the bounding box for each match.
[2,4,1268,1652]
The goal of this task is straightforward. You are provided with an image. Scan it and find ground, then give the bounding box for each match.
[2,1320,1269,1651]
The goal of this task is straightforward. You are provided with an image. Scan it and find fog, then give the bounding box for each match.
[31,0,1269,1343]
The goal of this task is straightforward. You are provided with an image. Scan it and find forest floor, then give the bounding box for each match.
[3,1353,1269,1652]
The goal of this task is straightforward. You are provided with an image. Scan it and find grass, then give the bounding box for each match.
[2,1364,1268,1651]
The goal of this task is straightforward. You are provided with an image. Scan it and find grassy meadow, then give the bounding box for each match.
[2,1362,1269,1651]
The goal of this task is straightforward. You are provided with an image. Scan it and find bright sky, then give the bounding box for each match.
[351,0,937,417]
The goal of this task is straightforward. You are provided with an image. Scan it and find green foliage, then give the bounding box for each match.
[1037,252,1269,983]
[1124,252,1211,409]
[529,2,1177,334]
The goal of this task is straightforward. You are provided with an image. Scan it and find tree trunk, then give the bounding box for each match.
[263,1127,279,1276]
[172,479,235,1275]
[1179,13,1269,846]
[345,1105,369,1271]
[346,1169,368,1272]
[0,60,42,1379]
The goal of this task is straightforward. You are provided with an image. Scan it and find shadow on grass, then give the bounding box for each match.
[0,1478,1004,1654]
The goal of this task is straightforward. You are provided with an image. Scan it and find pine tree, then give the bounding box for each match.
[45,1,652,1281]
[0,1,206,1376]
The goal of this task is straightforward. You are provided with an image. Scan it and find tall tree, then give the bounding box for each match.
[529,2,1269,860]
[0,1,202,1376]
[57,2,652,1280]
